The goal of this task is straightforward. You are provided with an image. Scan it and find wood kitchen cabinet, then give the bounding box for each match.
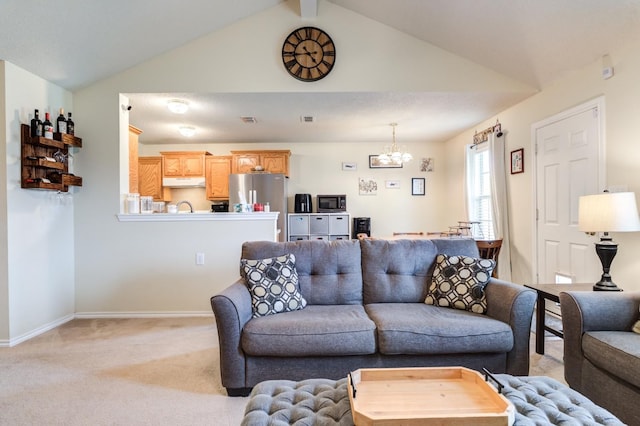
[231,150,291,176]
[138,156,171,201]
[205,156,231,200]
[128,125,142,193]
[160,151,210,177]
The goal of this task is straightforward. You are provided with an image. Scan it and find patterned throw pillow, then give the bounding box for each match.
[633,319,640,334]
[241,254,307,318]
[425,254,495,314]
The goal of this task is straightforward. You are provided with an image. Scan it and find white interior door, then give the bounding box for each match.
[535,100,603,292]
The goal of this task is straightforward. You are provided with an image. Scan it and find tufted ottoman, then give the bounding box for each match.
[241,375,624,426]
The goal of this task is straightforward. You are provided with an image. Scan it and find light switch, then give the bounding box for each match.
[196,252,205,265]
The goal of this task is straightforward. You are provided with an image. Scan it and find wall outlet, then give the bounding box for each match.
[196,252,205,265]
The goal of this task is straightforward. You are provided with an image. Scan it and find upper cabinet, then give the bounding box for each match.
[161,151,211,177]
[205,156,232,200]
[231,150,291,176]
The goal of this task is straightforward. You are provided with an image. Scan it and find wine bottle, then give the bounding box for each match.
[56,108,67,134]
[66,112,74,135]
[43,112,54,139]
[30,109,43,137]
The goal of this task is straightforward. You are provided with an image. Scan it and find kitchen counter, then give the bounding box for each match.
[116,212,279,222]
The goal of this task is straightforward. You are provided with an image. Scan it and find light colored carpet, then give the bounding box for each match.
[0,317,565,425]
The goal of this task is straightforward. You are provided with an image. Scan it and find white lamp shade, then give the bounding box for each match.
[578,192,640,232]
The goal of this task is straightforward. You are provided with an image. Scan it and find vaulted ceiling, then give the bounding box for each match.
[2,0,639,144]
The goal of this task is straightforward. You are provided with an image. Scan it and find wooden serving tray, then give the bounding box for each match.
[347,367,515,426]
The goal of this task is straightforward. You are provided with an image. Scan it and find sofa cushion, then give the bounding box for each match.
[361,238,479,304]
[365,303,513,355]
[241,240,363,305]
[424,254,495,314]
[241,254,307,318]
[582,331,640,389]
[242,305,377,357]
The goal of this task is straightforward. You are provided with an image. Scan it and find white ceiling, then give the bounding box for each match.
[3,0,640,144]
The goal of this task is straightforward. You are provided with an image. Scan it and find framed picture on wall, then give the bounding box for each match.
[369,155,403,169]
[511,148,524,174]
[411,178,425,196]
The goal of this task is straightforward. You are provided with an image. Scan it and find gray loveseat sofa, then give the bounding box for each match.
[211,238,536,396]
[560,291,640,425]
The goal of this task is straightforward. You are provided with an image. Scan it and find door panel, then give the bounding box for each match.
[536,105,601,291]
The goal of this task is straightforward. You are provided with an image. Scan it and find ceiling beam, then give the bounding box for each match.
[299,0,317,18]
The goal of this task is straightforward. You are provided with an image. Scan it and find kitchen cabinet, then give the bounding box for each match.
[288,213,350,241]
[20,123,82,192]
[160,151,210,177]
[138,156,171,201]
[231,150,291,176]
[128,125,142,193]
[205,156,231,200]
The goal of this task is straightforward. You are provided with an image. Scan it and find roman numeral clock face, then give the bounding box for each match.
[282,27,336,82]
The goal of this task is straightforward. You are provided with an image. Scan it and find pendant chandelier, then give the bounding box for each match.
[377,123,413,165]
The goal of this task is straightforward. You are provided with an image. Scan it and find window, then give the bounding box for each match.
[466,145,495,239]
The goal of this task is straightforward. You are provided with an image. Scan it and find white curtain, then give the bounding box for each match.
[463,145,473,224]
[464,133,512,280]
[488,133,512,281]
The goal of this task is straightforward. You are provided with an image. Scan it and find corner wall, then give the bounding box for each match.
[1,62,74,345]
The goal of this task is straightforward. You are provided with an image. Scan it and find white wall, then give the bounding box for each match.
[73,0,529,315]
[444,40,640,292]
[1,61,75,345]
[0,62,8,341]
[7,0,640,337]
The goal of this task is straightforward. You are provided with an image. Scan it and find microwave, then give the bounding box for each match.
[317,194,347,212]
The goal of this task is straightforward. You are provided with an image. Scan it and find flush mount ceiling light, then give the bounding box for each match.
[377,123,413,165]
[178,126,196,137]
[167,99,189,114]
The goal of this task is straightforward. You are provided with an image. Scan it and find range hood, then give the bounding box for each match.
[162,177,206,188]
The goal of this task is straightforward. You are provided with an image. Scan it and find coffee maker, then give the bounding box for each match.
[294,194,312,213]
[352,217,371,238]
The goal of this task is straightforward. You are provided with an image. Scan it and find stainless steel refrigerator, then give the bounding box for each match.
[228,173,288,242]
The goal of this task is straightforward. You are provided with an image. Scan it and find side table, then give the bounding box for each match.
[524,283,593,354]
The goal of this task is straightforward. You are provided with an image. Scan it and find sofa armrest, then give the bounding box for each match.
[485,278,536,376]
[559,290,640,391]
[210,280,253,391]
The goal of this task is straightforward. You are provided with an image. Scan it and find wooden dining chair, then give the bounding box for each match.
[476,239,503,278]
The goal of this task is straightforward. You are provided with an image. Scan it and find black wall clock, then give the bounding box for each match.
[282,26,336,82]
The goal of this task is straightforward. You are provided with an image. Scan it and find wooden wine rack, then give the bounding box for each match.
[20,123,83,192]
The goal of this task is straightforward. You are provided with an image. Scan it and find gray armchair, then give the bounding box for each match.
[559,290,640,425]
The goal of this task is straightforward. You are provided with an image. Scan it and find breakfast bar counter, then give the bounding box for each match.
[116,211,279,222]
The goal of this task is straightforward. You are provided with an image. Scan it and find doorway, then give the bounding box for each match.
[533,98,605,295]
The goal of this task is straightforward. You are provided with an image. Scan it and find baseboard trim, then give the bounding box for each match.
[1,314,75,347]
[1,312,213,347]
[74,311,212,319]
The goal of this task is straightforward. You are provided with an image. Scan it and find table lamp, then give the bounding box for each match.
[578,191,640,291]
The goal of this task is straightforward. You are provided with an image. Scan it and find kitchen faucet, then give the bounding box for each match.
[176,200,194,213]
